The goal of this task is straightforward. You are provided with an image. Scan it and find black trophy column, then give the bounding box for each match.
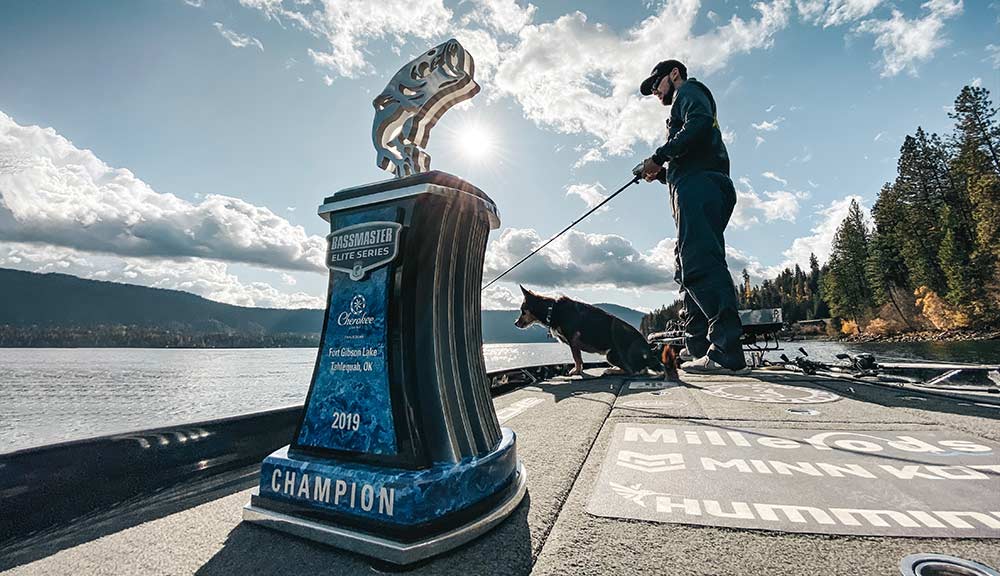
[400,183,501,465]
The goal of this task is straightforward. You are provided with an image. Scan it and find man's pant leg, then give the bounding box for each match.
[670,186,710,358]
[674,172,745,369]
[680,289,710,359]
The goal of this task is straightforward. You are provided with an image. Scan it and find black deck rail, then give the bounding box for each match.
[0,361,606,544]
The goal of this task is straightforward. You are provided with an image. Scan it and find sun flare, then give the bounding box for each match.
[454,121,496,163]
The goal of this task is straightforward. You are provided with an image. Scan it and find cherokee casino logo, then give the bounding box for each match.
[338,294,374,327]
[351,294,366,315]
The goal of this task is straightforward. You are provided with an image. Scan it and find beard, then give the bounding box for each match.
[660,83,675,106]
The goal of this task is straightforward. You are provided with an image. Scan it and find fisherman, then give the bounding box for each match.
[639,60,748,374]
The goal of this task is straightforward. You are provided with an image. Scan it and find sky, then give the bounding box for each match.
[1,0,999,313]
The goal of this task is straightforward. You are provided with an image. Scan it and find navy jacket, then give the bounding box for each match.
[651,78,730,185]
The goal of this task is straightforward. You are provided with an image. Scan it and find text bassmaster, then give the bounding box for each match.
[330,228,395,251]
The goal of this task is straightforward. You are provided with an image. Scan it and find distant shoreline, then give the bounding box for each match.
[772,329,1000,345]
[840,328,1000,344]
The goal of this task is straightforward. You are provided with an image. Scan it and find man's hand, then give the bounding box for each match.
[641,157,663,182]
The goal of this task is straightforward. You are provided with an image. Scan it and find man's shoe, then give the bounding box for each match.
[678,348,695,362]
[682,356,750,375]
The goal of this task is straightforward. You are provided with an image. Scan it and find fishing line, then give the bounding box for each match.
[481,173,642,291]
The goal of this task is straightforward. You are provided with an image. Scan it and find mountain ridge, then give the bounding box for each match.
[0,268,644,345]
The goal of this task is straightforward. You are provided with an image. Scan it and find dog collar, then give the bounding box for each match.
[544,303,554,325]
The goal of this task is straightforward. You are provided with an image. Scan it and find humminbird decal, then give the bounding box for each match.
[327,221,402,281]
[588,423,1000,537]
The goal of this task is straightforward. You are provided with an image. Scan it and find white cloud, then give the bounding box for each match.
[874,131,885,141]
[481,285,522,309]
[808,179,819,188]
[796,0,884,27]
[452,27,503,85]
[971,77,982,88]
[240,0,452,78]
[484,214,780,290]
[790,148,812,163]
[765,104,775,112]
[731,178,801,229]
[485,227,678,290]
[0,242,323,309]
[572,147,605,169]
[184,0,204,7]
[726,245,770,284]
[986,44,1000,69]
[752,116,785,131]
[759,191,802,221]
[0,110,326,272]
[565,182,609,210]
[780,194,865,268]
[492,0,792,156]
[213,22,264,51]
[761,171,788,185]
[459,0,537,35]
[855,0,963,77]
[721,128,736,144]
[755,135,766,148]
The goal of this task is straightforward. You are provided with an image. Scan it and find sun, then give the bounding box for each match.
[454,121,496,163]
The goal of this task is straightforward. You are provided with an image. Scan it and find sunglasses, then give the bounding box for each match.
[651,74,668,92]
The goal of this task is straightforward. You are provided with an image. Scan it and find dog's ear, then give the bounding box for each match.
[520,285,532,298]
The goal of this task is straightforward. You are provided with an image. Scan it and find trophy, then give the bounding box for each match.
[242,39,526,566]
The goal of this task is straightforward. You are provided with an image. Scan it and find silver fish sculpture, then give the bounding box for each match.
[372,39,480,178]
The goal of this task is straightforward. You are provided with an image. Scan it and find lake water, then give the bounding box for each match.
[1,340,997,453]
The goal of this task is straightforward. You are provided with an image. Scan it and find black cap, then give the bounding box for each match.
[640,60,686,96]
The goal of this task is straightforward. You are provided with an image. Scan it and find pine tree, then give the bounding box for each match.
[938,205,982,311]
[950,86,1000,175]
[639,300,684,335]
[892,129,949,295]
[950,86,1000,264]
[867,228,914,330]
[808,253,820,294]
[821,200,873,329]
[867,182,914,328]
[741,269,751,306]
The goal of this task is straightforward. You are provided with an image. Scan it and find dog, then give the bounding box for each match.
[661,344,680,381]
[514,286,663,377]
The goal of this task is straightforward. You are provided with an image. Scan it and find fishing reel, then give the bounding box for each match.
[835,352,880,377]
[631,161,666,183]
[780,347,824,375]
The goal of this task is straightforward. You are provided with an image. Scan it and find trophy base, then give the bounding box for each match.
[243,461,526,565]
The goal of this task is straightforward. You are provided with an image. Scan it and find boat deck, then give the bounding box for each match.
[3,369,999,575]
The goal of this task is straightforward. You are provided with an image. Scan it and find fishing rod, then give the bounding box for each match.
[773,348,1000,394]
[481,165,645,291]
